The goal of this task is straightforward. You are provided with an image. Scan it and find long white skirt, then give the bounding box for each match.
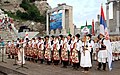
[80,50,92,67]
[18,48,25,64]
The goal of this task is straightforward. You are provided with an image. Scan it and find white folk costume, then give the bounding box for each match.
[58,38,63,64]
[97,37,107,70]
[25,41,29,60]
[114,41,120,60]
[98,38,107,63]
[71,37,82,69]
[118,41,120,60]
[44,39,52,62]
[5,41,11,58]
[70,39,74,63]
[71,42,79,64]
[80,41,92,68]
[10,41,15,59]
[38,39,44,63]
[61,38,69,67]
[53,38,60,65]
[32,40,38,60]
[18,40,25,65]
[111,41,116,61]
[28,41,33,58]
[93,42,99,60]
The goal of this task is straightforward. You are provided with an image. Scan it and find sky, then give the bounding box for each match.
[47,0,113,28]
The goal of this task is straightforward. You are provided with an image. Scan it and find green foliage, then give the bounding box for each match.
[18,0,46,23]
[5,0,46,24]
[4,11,21,20]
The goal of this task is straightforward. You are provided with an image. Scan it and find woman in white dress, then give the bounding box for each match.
[17,38,25,65]
[80,35,92,73]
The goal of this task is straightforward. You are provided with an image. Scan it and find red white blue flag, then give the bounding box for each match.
[100,5,112,71]
[100,5,109,39]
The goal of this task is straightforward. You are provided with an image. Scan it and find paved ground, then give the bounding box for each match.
[0,54,120,75]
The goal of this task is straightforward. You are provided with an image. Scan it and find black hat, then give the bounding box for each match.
[68,34,72,37]
[51,35,54,39]
[45,35,49,39]
[38,37,41,40]
[75,34,80,38]
[87,34,92,38]
[59,35,63,38]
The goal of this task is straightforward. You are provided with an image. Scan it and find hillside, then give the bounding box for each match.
[0,0,51,36]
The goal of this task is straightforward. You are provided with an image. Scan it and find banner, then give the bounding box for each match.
[50,13,62,30]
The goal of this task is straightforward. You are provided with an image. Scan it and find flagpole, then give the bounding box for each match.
[106,3,110,33]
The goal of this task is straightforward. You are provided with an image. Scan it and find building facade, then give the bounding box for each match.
[46,3,74,36]
[95,1,120,36]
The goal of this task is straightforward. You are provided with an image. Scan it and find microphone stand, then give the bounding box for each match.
[13,47,17,66]
[16,44,28,69]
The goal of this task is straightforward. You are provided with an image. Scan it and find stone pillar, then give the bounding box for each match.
[69,6,74,35]
[116,1,120,34]
[46,12,49,35]
[61,9,66,35]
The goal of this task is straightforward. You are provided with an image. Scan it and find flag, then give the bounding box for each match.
[81,25,92,29]
[100,5,112,71]
[92,19,95,36]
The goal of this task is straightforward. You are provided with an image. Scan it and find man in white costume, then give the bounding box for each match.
[97,34,107,71]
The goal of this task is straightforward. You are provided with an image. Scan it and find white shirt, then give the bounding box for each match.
[76,40,82,51]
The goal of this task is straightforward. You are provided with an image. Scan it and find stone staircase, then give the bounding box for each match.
[0,29,17,41]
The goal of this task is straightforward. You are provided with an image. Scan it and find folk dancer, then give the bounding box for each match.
[118,37,120,60]
[97,34,107,71]
[10,40,15,59]
[25,40,29,61]
[58,35,63,64]
[61,37,69,68]
[114,38,119,61]
[67,34,72,65]
[28,40,33,61]
[38,37,44,64]
[111,39,116,61]
[80,35,92,73]
[5,41,11,58]
[44,36,52,65]
[53,37,60,65]
[33,39,38,63]
[86,34,95,63]
[17,38,25,65]
[50,35,55,63]
[93,38,99,61]
[71,34,82,70]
